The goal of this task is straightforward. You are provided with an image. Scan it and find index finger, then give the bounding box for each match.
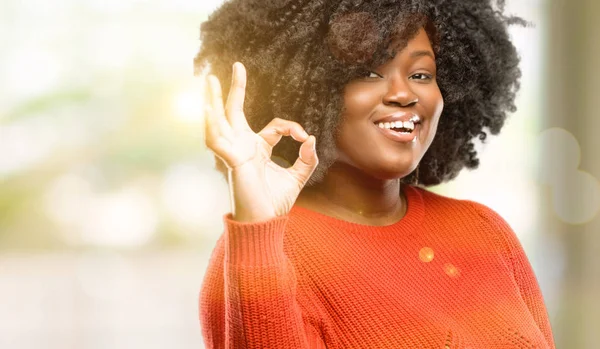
[225,62,251,131]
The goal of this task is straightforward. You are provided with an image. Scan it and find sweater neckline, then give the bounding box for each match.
[291,184,425,236]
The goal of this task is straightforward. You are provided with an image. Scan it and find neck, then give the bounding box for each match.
[297,162,406,224]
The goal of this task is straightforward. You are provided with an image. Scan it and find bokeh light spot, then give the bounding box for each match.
[552,171,600,224]
[535,127,600,224]
[419,247,434,263]
[444,263,460,278]
[535,127,581,185]
[174,79,205,123]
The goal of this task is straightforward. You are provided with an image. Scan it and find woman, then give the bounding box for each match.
[196,0,555,347]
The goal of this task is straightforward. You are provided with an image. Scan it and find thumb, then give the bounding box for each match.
[288,135,318,184]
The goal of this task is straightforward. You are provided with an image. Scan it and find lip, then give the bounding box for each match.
[373,112,421,125]
[373,122,420,143]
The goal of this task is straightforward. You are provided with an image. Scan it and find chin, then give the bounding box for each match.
[382,155,418,170]
[365,163,418,181]
[338,151,420,179]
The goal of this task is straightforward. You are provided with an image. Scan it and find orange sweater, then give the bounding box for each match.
[200,185,555,348]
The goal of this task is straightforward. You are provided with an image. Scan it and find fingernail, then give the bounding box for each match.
[311,136,316,151]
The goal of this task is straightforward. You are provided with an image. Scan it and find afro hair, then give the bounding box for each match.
[194,0,528,187]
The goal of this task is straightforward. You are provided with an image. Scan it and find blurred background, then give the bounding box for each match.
[0,0,598,348]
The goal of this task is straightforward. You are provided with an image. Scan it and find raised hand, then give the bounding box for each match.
[204,62,319,223]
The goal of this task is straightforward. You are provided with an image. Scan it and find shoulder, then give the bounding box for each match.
[415,186,507,224]
[415,186,517,245]
[416,187,526,269]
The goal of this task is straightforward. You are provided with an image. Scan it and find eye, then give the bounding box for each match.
[365,71,383,79]
[409,73,433,81]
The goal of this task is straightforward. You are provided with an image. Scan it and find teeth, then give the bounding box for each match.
[409,116,420,123]
[377,120,416,131]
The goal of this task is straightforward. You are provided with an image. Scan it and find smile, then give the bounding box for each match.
[376,120,417,133]
[373,121,420,143]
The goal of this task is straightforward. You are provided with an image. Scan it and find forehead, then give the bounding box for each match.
[389,28,434,58]
[373,28,435,71]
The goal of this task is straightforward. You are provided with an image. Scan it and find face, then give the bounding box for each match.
[336,28,444,180]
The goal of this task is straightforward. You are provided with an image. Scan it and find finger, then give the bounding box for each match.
[206,74,235,140]
[288,135,318,185]
[203,103,223,148]
[257,118,310,148]
[225,62,251,131]
[203,103,213,144]
[203,103,240,167]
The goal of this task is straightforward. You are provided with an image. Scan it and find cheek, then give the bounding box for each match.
[342,84,381,119]
[422,86,444,123]
[433,90,444,117]
[430,98,443,127]
[420,88,444,144]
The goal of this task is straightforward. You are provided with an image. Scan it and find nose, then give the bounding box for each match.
[382,76,419,107]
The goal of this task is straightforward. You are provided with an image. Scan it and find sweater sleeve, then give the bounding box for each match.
[470,202,556,349]
[199,213,328,349]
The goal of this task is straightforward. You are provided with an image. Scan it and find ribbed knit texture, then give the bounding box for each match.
[200,185,556,348]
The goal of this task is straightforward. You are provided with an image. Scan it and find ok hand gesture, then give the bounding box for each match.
[204,62,319,223]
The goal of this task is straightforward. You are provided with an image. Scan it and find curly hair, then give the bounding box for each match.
[194,0,527,187]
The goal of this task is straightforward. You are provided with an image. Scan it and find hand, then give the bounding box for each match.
[204,62,319,223]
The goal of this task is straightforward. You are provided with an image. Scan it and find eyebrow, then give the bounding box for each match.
[410,50,435,60]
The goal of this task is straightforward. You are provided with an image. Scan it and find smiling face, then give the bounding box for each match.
[335,27,444,180]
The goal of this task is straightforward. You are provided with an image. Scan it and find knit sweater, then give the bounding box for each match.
[199,184,555,348]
